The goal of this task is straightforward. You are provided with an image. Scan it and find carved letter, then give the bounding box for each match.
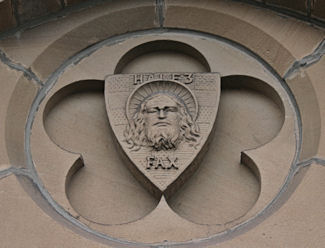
[183,73,193,84]
[134,74,142,85]
[167,157,179,170]
[172,73,193,84]
[155,157,166,170]
[146,156,156,170]
[172,73,181,82]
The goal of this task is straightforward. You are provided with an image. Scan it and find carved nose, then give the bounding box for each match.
[158,109,166,119]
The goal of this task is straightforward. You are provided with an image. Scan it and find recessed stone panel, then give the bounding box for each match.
[64,0,88,6]
[266,0,308,14]
[0,0,16,32]
[311,0,325,20]
[16,0,62,23]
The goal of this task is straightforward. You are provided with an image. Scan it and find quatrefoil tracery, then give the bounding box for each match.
[30,36,298,242]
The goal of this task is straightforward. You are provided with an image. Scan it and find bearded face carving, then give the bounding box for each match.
[106,74,220,198]
[124,93,200,151]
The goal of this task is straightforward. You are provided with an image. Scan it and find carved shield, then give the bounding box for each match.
[105,73,220,199]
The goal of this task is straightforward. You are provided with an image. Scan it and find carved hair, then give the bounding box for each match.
[124,94,200,151]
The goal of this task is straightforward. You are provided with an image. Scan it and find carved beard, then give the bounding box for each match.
[146,125,180,151]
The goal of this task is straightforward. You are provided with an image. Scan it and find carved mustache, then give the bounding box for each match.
[153,121,171,126]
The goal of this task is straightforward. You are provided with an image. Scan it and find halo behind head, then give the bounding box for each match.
[126,80,198,121]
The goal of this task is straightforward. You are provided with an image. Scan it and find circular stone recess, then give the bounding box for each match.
[28,30,298,246]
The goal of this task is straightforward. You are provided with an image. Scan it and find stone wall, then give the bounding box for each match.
[249,0,325,22]
[0,0,324,33]
[0,0,88,32]
[0,0,325,246]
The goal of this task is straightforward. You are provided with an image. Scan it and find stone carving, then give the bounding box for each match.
[124,89,200,151]
[105,73,220,198]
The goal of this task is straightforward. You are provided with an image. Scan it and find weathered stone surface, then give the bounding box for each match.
[304,56,325,159]
[0,175,111,248]
[0,1,149,69]
[285,73,321,161]
[212,164,325,248]
[164,0,325,163]
[16,0,62,23]
[164,0,325,77]
[2,163,325,248]
[311,0,325,20]
[0,0,325,247]
[36,81,159,225]
[0,61,22,166]
[64,0,88,6]
[0,0,324,36]
[266,0,308,14]
[30,0,157,81]
[91,196,209,243]
[5,75,40,168]
[0,0,16,32]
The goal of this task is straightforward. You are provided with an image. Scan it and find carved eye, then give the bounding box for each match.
[146,108,158,114]
[165,107,177,112]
